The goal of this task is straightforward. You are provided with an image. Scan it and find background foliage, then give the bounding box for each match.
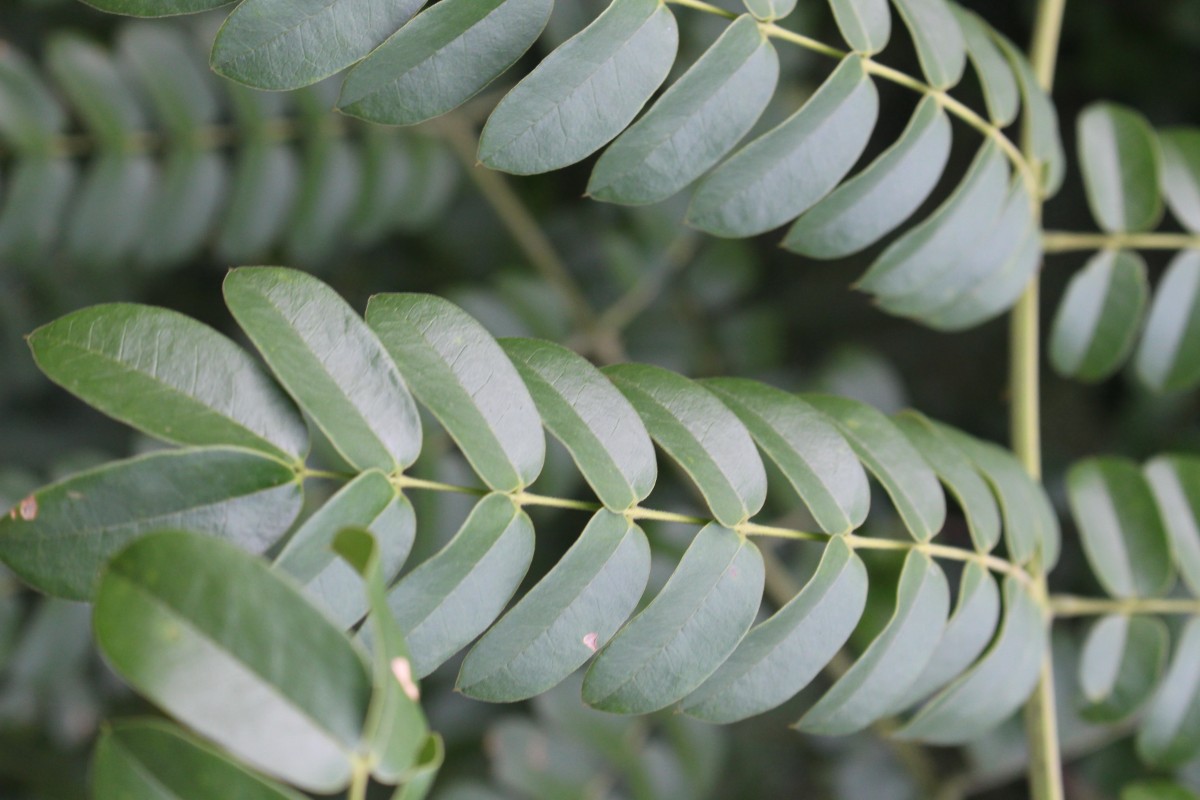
[2,0,1200,798]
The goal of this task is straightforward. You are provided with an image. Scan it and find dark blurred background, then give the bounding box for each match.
[0,1,1198,797]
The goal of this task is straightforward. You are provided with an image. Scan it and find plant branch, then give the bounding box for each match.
[1043,230,1200,253]
[433,114,619,360]
[379,471,1040,586]
[1016,0,1068,798]
[1050,595,1200,617]
[595,231,701,335]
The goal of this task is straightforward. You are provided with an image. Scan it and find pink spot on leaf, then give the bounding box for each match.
[582,632,599,652]
[17,496,36,521]
[391,657,421,701]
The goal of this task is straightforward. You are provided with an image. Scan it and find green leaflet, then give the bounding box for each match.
[117,23,221,135]
[212,0,426,91]
[137,150,227,269]
[890,0,965,90]
[887,563,1000,713]
[479,0,679,175]
[350,130,417,243]
[1136,250,1200,393]
[802,394,945,542]
[46,34,145,149]
[388,494,535,677]
[796,551,949,735]
[1077,102,1163,233]
[587,14,779,206]
[284,134,362,268]
[1123,783,1200,800]
[367,294,545,492]
[703,378,869,534]
[682,537,867,722]
[743,0,796,21]
[80,0,234,15]
[224,268,422,472]
[0,45,66,153]
[501,338,656,510]
[275,471,415,628]
[0,158,75,266]
[582,524,763,714]
[896,576,1045,744]
[687,56,879,237]
[1078,614,1167,723]
[458,511,651,702]
[828,0,890,54]
[1159,129,1200,232]
[993,30,1065,197]
[783,95,951,259]
[1138,617,1200,767]
[0,447,302,601]
[921,218,1042,332]
[857,141,1009,298]
[94,532,373,793]
[1050,250,1148,381]
[1145,456,1200,596]
[339,0,554,126]
[485,717,605,797]
[1068,457,1174,599]
[893,411,1001,552]
[890,180,1033,320]
[953,7,1018,125]
[28,304,308,462]
[65,154,157,270]
[604,364,766,527]
[216,143,299,262]
[333,530,428,783]
[93,720,306,800]
[937,424,1054,567]
[391,735,445,800]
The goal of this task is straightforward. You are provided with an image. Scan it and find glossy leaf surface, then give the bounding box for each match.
[94,533,372,793]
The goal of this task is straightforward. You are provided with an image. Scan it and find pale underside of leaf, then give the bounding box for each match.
[783,95,951,260]
[457,511,651,702]
[583,524,764,714]
[795,551,949,735]
[687,55,879,238]
[682,537,867,722]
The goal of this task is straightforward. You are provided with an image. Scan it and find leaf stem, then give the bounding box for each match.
[664,0,737,20]
[1049,595,1200,617]
[1016,0,1068,798]
[393,474,490,497]
[390,475,1042,586]
[348,761,370,800]
[434,114,621,361]
[1043,230,1200,253]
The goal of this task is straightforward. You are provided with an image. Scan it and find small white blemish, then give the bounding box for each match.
[391,657,420,701]
[582,632,599,652]
[17,496,37,521]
